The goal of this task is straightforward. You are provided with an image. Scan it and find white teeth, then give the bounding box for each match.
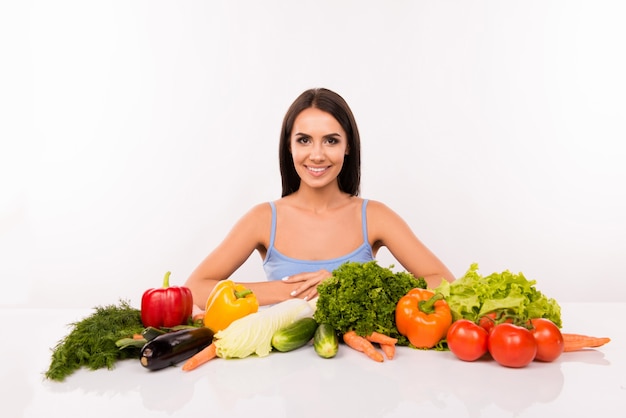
[308,167,326,172]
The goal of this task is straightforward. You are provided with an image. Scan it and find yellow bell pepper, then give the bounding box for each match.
[203,280,259,333]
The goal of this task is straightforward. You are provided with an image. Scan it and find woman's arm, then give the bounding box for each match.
[367,200,456,288]
[184,203,300,308]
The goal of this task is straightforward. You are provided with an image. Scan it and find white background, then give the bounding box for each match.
[1,0,625,309]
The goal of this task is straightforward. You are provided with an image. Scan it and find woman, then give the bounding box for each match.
[184,88,455,309]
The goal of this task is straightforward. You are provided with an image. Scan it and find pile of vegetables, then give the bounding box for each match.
[46,263,613,378]
[313,261,426,345]
[182,297,316,370]
[439,264,610,368]
[46,273,205,380]
[446,312,610,368]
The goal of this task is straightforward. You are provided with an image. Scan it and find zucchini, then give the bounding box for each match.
[140,326,214,370]
[271,317,318,352]
[142,326,167,341]
[313,323,339,358]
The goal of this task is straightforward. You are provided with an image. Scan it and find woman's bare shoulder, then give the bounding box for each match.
[230,202,273,247]
[364,198,394,215]
[365,199,409,238]
[242,201,273,221]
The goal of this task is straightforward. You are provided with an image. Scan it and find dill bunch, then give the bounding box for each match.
[45,299,145,382]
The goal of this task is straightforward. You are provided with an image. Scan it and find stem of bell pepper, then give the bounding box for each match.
[418,293,445,314]
[234,289,253,299]
[162,271,171,288]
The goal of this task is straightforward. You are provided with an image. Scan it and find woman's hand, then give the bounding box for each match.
[282,269,332,301]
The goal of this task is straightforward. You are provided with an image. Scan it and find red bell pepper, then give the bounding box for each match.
[141,271,193,328]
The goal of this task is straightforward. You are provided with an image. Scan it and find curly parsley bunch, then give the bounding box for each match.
[314,261,426,345]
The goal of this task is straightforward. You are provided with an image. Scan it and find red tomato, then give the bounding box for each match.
[478,314,496,333]
[488,323,537,368]
[478,311,513,333]
[530,318,564,362]
[447,319,489,361]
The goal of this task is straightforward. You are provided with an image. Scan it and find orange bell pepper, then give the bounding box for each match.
[395,288,452,348]
[203,280,259,333]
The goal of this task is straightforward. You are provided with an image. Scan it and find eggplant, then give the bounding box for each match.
[140,326,214,371]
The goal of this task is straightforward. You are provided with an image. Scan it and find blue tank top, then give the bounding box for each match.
[263,199,375,281]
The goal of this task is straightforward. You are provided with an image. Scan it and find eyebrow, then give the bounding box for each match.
[293,132,343,139]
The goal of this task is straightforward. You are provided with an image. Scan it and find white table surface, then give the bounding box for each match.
[2,302,624,418]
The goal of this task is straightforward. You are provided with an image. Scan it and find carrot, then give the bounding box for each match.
[365,332,398,345]
[191,305,205,323]
[132,333,144,340]
[343,331,384,362]
[562,333,611,352]
[181,342,218,371]
[363,332,396,360]
[379,343,396,360]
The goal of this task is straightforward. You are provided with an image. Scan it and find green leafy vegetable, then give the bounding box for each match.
[313,261,427,345]
[433,263,562,327]
[45,300,145,381]
[215,298,314,358]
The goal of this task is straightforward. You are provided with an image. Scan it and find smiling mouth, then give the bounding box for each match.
[306,166,329,175]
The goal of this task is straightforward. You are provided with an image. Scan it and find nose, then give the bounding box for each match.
[309,142,325,162]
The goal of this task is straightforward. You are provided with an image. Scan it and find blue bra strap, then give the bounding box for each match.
[269,201,277,249]
[361,199,369,243]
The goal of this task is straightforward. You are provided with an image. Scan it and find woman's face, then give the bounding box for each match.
[290,107,349,191]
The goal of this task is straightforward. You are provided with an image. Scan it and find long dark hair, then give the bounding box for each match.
[278,88,361,197]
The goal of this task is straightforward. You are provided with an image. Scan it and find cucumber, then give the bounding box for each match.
[140,326,214,370]
[313,323,339,358]
[271,317,318,352]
